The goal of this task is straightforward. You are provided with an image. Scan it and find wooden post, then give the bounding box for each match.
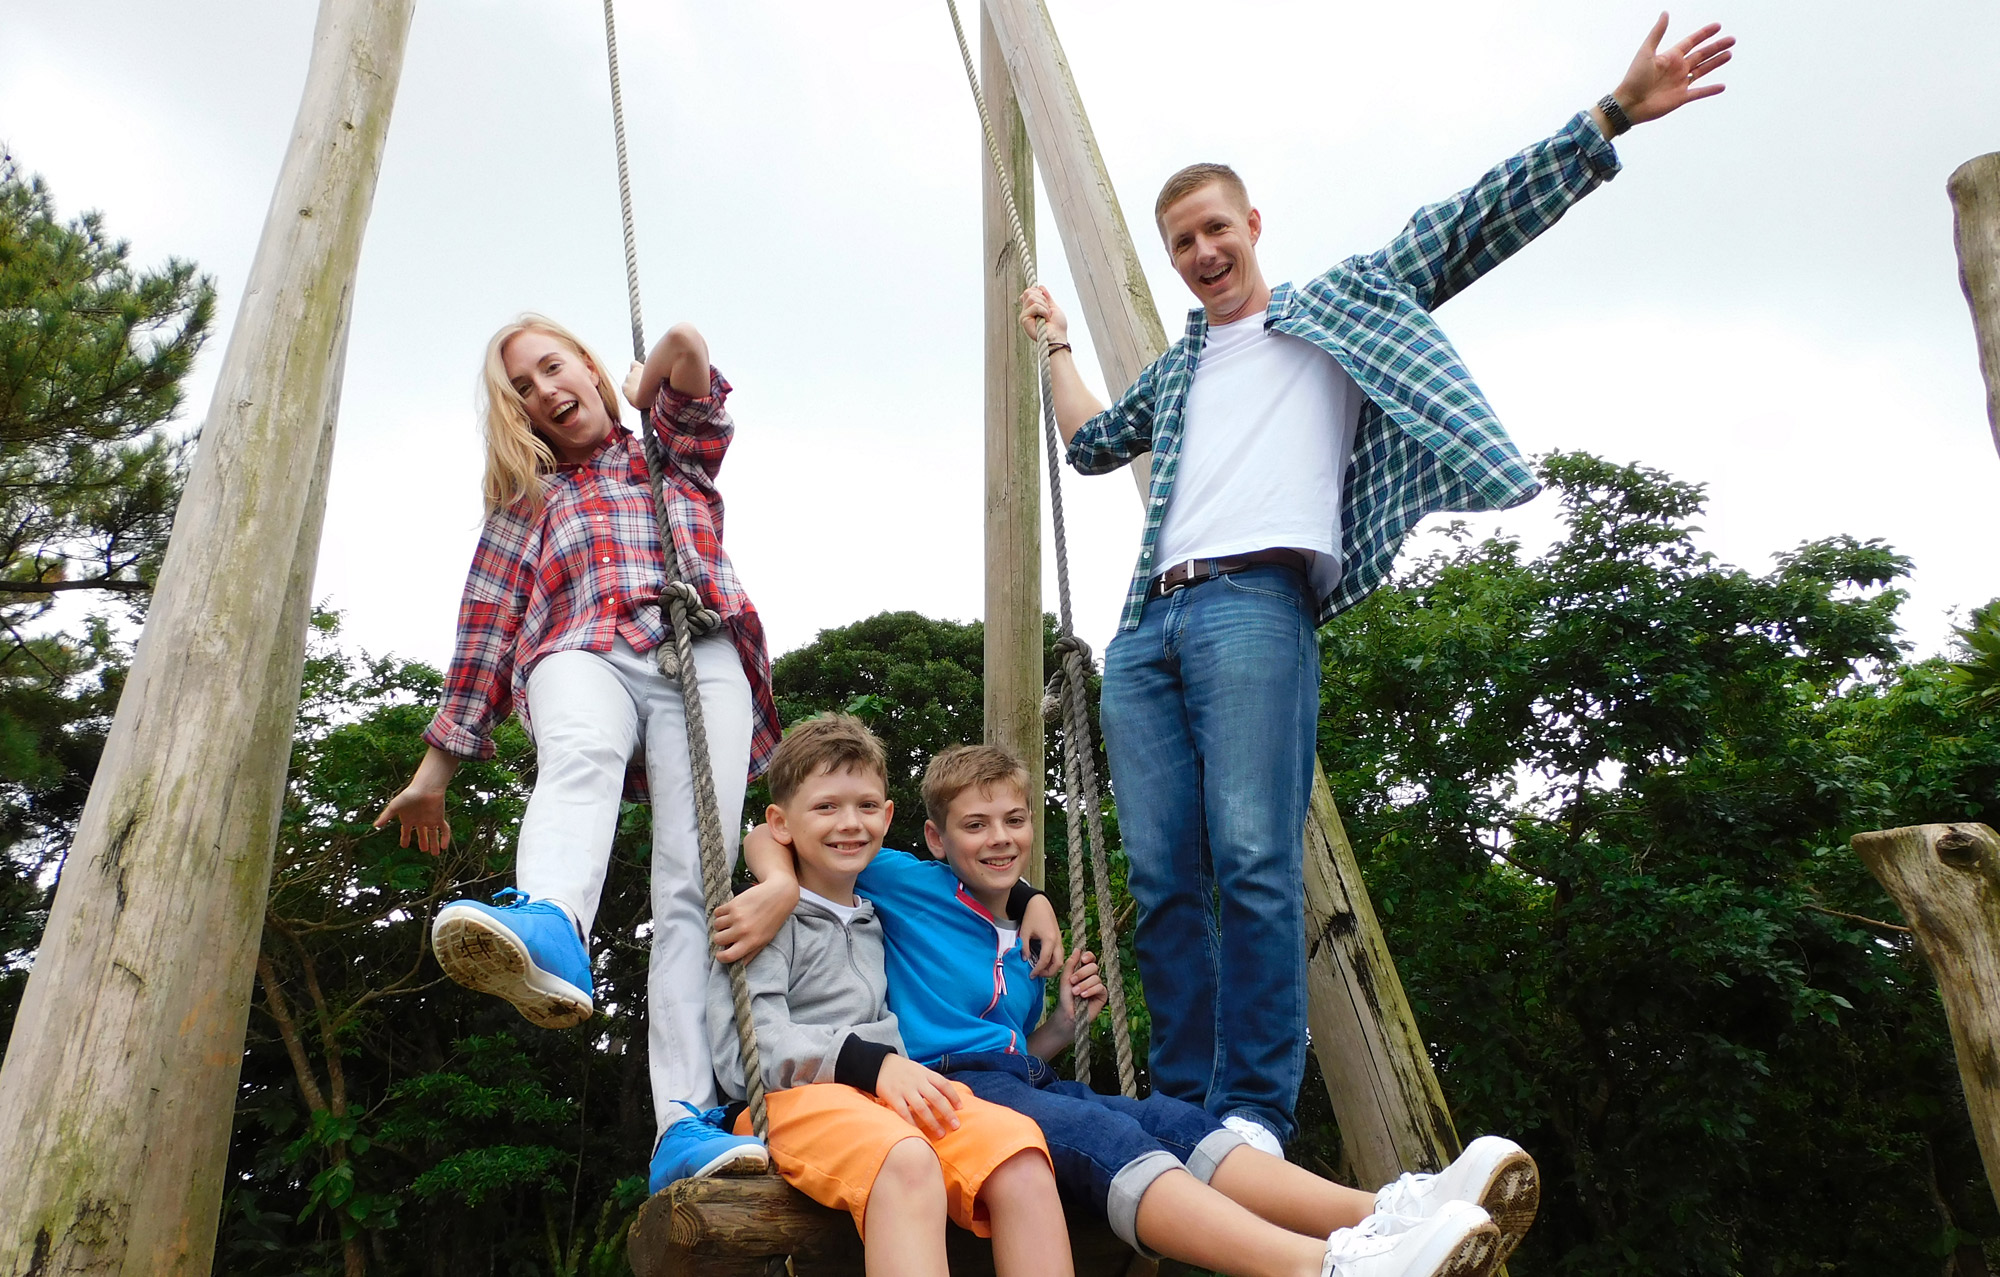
[981,8,1046,885]
[1949,155,2000,464]
[1306,762,1460,1184]
[0,1,413,1270]
[1852,823,2000,1215]
[979,0,1156,498]
[978,0,1464,1187]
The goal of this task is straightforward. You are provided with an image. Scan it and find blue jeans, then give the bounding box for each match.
[1100,564,1319,1145]
[936,1050,1242,1254]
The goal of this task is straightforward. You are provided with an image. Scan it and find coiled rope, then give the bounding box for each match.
[601,0,768,1141]
[941,0,1137,1100]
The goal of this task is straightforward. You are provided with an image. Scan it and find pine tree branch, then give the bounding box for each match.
[0,576,148,595]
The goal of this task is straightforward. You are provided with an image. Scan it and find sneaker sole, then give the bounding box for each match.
[433,908,593,1029]
[691,1144,769,1179]
[1425,1220,1503,1277]
[650,1140,770,1195]
[1474,1149,1540,1263]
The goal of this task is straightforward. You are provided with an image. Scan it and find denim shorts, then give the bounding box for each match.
[935,1050,1244,1255]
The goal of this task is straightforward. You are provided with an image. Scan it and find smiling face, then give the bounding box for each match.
[500,328,615,464]
[771,764,894,905]
[925,777,1033,916]
[1160,180,1270,325]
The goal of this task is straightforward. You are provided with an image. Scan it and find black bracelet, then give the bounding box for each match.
[1045,341,1072,356]
[1597,93,1633,137]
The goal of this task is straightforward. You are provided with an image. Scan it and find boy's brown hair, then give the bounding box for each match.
[1153,162,1250,236]
[767,714,889,804]
[922,743,1032,827]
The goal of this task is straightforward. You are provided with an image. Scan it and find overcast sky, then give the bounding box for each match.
[6,1,1998,676]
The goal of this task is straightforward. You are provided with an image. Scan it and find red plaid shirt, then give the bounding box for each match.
[424,367,779,784]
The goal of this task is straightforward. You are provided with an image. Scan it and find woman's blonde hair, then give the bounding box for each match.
[479,314,624,516]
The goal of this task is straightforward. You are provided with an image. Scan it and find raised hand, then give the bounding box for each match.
[1611,13,1733,125]
[1018,285,1071,345]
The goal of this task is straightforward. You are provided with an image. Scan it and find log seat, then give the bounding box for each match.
[628,1171,1149,1277]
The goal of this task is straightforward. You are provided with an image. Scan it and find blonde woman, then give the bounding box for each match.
[375,316,796,1192]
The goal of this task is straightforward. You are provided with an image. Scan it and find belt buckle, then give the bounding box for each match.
[1157,560,1203,597]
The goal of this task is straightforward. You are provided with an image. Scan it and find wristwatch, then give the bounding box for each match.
[1597,93,1633,137]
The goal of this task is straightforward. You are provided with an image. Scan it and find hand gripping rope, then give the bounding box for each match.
[941,0,1137,1100]
[601,0,769,1141]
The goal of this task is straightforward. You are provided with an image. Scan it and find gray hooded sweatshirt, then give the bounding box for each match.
[707,892,906,1100]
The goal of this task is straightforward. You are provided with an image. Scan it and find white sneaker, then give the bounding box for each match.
[1371,1135,1539,1263]
[1321,1200,1500,1277]
[1221,1113,1285,1158]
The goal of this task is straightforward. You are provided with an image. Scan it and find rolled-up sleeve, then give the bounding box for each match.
[1066,354,1162,475]
[423,510,535,760]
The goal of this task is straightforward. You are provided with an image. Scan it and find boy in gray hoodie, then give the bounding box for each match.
[706,714,1081,1276]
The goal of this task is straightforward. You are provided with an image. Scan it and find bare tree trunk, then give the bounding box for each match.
[1853,823,2000,1217]
[0,2,413,1271]
[981,10,1046,884]
[1949,154,2000,464]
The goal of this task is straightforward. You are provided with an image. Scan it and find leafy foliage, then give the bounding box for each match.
[1312,453,2000,1274]
[0,152,213,1047]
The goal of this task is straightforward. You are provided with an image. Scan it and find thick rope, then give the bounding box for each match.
[601,0,769,1143]
[943,0,1136,1099]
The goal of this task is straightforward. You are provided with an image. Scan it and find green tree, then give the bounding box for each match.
[222,616,653,1276]
[1313,452,1999,1274]
[0,151,214,1046]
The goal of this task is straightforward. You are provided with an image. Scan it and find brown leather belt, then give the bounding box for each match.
[1147,548,1310,601]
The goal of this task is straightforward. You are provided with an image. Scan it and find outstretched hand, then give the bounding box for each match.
[1611,13,1733,125]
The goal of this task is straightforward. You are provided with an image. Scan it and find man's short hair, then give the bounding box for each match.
[1154,162,1249,236]
[768,714,889,805]
[922,744,1032,828]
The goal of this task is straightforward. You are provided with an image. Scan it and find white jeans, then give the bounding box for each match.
[517,633,750,1134]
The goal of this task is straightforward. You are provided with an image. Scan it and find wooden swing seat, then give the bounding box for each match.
[627,1171,1152,1277]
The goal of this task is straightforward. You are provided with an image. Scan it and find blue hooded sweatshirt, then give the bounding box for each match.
[853,848,1045,1066]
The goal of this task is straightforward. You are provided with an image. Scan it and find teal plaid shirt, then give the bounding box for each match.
[1069,112,1621,632]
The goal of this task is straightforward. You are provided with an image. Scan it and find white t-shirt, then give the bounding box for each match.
[799,886,862,923]
[1152,310,1363,604]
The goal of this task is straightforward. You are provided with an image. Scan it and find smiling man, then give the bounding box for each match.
[1019,15,1734,1154]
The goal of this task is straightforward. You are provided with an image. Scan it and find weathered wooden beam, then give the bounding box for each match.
[1950,154,2000,465]
[1305,761,1461,1185]
[1852,822,2000,1215]
[980,0,1155,497]
[981,8,1046,885]
[0,1,413,1271]
[627,1174,1139,1277]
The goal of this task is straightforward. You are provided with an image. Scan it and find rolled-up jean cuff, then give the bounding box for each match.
[1186,1129,1247,1184]
[1106,1149,1184,1259]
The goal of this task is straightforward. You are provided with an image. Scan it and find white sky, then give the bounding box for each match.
[6,1,1998,673]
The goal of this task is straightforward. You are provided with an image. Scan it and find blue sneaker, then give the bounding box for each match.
[648,1102,768,1193]
[432,889,593,1028]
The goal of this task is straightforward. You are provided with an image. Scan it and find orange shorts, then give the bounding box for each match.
[733,1081,1049,1239]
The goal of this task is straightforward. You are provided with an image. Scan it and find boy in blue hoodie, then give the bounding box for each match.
[843,744,1537,1277]
[709,716,1074,1276]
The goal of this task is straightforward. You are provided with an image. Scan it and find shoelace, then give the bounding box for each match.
[1372,1171,1439,1227]
[1325,1213,1399,1262]
[489,887,531,909]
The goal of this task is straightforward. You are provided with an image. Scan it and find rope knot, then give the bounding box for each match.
[653,582,722,680]
[1053,634,1094,667]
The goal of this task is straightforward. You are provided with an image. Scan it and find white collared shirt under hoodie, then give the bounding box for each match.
[1151,309,1363,602]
